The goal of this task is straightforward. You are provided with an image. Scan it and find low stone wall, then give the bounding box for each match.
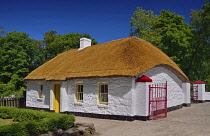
[42,122,96,136]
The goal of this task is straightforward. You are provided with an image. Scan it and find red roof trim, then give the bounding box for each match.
[194,80,205,84]
[136,75,152,82]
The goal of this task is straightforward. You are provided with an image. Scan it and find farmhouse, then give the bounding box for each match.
[24,37,190,121]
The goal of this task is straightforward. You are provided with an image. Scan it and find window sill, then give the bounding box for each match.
[37,98,43,101]
[74,102,83,106]
[97,104,108,109]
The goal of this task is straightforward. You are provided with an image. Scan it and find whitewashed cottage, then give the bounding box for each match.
[24,37,191,121]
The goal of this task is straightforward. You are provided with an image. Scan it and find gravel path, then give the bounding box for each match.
[75,102,210,136]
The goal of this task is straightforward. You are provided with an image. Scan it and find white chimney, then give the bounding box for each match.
[79,38,91,50]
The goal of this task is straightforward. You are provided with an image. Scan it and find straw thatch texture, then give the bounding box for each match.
[24,37,188,81]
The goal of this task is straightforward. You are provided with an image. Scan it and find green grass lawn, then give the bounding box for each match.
[0,118,17,127]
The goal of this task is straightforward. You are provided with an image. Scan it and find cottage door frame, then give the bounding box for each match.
[53,84,61,113]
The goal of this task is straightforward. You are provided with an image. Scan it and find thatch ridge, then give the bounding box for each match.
[24,37,188,81]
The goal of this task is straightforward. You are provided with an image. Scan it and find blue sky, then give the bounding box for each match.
[1,0,205,44]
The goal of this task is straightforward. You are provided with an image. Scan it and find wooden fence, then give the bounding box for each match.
[0,91,26,108]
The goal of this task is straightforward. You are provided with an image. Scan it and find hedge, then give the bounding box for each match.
[0,106,75,136]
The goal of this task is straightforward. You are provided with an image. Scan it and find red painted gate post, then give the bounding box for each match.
[193,81,206,103]
[135,75,152,121]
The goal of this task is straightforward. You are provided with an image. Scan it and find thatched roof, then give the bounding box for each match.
[24,37,188,81]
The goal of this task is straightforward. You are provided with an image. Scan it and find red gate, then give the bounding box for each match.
[148,82,167,120]
[191,85,198,103]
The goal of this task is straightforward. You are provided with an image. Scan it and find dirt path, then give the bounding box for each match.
[75,102,210,136]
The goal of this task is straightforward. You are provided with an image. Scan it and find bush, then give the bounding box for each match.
[0,113,10,119]
[25,120,44,136]
[0,123,28,136]
[0,106,75,136]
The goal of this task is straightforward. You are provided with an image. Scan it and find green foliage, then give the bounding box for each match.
[130,7,162,45]
[25,120,44,136]
[0,30,98,95]
[0,83,15,95]
[0,106,50,122]
[0,31,44,92]
[0,106,75,136]
[0,113,10,119]
[0,123,28,136]
[189,1,210,81]
[43,31,98,61]
[130,5,210,84]
[154,10,193,73]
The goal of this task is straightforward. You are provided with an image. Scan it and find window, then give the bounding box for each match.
[98,83,108,104]
[76,83,83,102]
[38,84,43,98]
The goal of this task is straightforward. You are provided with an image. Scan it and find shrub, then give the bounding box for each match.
[25,120,44,136]
[0,113,10,119]
[0,107,75,136]
[0,123,28,136]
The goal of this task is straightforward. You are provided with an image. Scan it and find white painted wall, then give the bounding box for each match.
[205,92,210,100]
[66,77,133,116]
[26,77,133,116]
[142,66,183,108]
[26,80,51,109]
[60,82,68,112]
[182,82,191,104]
[134,81,150,116]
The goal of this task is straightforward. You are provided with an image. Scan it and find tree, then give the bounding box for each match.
[43,31,98,61]
[130,7,162,45]
[190,1,210,82]
[0,31,43,94]
[155,10,193,74]
[130,8,193,76]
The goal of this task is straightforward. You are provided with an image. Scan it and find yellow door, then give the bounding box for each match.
[53,84,60,113]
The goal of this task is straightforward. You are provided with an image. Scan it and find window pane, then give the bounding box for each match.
[100,85,104,93]
[104,94,108,102]
[80,85,83,93]
[77,84,83,101]
[101,94,108,103]
[81,93,83,100]
[101,94,105,102]
[79,93,83,101]
[104,85,108,93]
[78,85,81,92]
[38,84,43,98]
[40,85,43,91]
[78,85,83,93]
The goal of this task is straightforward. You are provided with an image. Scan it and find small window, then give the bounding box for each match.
[76,83,83,102]
[38,84,43,98]
[99,83,108,104]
